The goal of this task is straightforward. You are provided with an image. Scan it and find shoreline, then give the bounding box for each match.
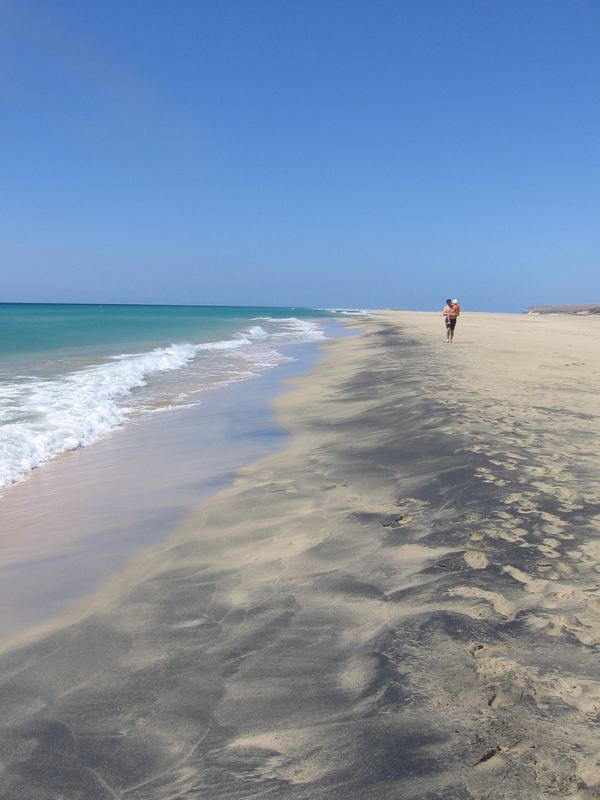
[0,330,343,644]
[2,311,600,798]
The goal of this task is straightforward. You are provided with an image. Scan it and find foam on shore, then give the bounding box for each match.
[0,317,327,490]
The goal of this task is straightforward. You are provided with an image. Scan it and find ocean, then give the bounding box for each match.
[0,304,344,493]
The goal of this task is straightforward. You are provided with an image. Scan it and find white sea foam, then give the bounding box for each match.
[326,308,375,316]
[251,317,327,340]
[0,317,327,490]
[246,325,268,339]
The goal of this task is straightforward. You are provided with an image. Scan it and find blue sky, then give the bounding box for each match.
[1,0,599,311]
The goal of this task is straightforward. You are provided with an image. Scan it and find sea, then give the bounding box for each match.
[0,304,352,492]
[0,304,363,639]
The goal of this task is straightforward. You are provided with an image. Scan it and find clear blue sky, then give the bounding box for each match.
[1,0,599,310]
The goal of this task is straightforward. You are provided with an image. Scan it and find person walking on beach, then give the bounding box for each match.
[443,298,459,342]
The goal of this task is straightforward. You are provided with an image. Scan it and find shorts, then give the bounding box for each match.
[446,317,457,331]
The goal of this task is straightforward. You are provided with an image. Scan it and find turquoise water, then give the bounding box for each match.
[0,304,334,369]
[0,304,341,490]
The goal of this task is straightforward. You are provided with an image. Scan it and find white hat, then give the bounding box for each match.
[452,298,458,303]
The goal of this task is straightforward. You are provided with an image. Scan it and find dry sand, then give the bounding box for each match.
[1,311,600,799]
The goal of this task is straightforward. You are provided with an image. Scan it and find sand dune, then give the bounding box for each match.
[1,311,600,799]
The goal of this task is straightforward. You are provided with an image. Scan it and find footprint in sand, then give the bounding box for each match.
[449,586,518,619]
[461,512,484,524]
[493,528,529,546]
[555,561,576,577]
[463,551,489,570]
[542,537,561,548]
[380,497,428,527]
[476,467,507,486]
[395,497,428,509]
[503,565,549,594]
[537,544,560,559]
[489,459,518,471]
[382,514,412,528]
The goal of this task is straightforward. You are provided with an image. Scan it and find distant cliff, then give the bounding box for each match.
[526,304,600,315]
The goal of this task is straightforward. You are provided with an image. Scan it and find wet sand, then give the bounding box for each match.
[0,339,326,640]
[1,311,600,799]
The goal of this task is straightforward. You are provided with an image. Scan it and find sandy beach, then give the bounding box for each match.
[2,311,600,799]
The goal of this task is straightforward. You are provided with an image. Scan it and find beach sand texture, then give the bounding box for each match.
[1,311,600,799]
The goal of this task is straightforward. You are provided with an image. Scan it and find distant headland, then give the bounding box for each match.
[526,304,600,315]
